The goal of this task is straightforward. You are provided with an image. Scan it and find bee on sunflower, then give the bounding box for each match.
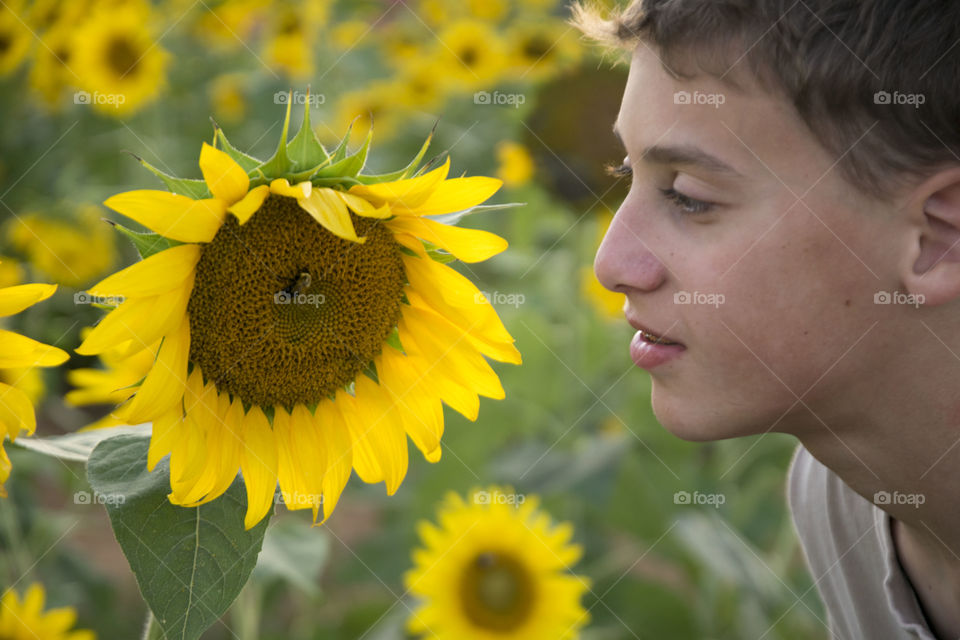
[76,95,521,529]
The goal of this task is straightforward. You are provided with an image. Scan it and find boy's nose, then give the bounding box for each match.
[594,209,668,295]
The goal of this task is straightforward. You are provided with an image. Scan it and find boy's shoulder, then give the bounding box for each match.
[786,445,936,640]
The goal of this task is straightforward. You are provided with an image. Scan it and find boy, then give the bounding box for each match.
[574,1,960,638]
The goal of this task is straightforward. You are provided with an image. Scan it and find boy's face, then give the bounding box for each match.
[598,45,913,441]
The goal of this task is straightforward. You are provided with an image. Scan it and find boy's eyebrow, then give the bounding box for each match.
[612,121,742,177]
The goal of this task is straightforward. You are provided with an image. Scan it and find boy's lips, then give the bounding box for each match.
[624,313,684,347]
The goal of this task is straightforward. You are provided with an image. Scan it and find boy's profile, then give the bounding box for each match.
[574,1,960,638]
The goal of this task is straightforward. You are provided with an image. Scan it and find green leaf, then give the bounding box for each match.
[355,127,434,184]
[214,125,263,173]
[12,424,151,462]
[108,221,182,259]
[258,94,293,177]
[286,94,329,172]
[132,155,210,200]
[87,435,270,640]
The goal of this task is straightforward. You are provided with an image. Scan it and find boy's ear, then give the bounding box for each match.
[902,168,960,307]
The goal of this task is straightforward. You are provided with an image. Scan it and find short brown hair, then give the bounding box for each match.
[572,0,960,199]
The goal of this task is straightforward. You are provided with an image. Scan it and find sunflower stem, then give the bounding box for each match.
[231,582,263,640]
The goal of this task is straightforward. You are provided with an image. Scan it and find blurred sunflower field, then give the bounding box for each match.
[0,0,829,638]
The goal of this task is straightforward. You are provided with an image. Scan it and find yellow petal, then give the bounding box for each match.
[399,305,504,400]
[387,216,506,263]
[0,329,69,368]
[122,317,190,424]
[104,190,226,243]
[350,374,409,495]
[269,178,311,199]
[87,244,199,299]
[402,252,520,363]
[395,176,502,217]
[298,188,365,243]
[0,283,56,317]
[0,442,10,497]
[147,405,181,471]
[336,191,391,219]
[0,382,35,439]
[377,348,443,461]
[76,283,192,356]
[274,406,309,512]
[200,142,250,205]
[347,157,450,209]
[316,395,353,523]
[239,405,278,529]
[397,321,479,421]
[227,185,270,224]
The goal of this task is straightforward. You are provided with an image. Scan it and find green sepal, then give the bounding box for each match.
[426,201,524,226]
[355,126,434,185]
[213,124,263,173]
[328,118,355,164]
[258,92,294,177]
[313,126,372,181]
[310,176,363,189]
[107,220,182,260]
[131,154,210,199]
[287,92,330,171]
[386,326,404,352]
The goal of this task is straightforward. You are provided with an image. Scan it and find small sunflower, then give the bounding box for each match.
[506,20,582,82]
[78,97,521,529]
[405,487,591,639]
[0,281,69,497]
[435,20,508,89]
[495,141,534,188]
[72,1,168,116]
[0,582,95,640]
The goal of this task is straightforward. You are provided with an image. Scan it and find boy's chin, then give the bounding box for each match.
[651,391,761,442]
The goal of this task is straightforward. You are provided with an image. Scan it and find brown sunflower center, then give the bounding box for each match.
[106,36,140,77]
[523,36,553,61]
[187,193,406,409]
[459,551,536,631]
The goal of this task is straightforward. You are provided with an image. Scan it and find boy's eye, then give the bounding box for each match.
[659,187,713,215]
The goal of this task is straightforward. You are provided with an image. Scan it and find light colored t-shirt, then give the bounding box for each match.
[787,445,938,640]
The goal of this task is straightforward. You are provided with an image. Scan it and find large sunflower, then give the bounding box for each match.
[405,487,591,639]
[77,98,521,529]
[0,582,95,640]
[0,282,69,497]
